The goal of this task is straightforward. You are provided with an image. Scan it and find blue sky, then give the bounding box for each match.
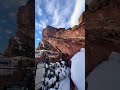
[35,0,85,48]
[0,0,28,53]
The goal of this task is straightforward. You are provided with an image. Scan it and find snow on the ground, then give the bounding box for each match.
[13,36,22,44]
[58,68,70,90]
[86,52,120,90]
[43,60,70,90]
[71,48,85,90]
[35,48,85,90]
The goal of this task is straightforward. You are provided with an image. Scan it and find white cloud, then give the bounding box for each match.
[37,38,41,41]
[35,21,42,30]
[45,0,57,15]
[35,34,41,41]
[40,20,47,29]
[36,19,48,31]
[5,29,13,35]
[44,0,75,28]
[35,0,43,16]
[35,0,77,47]
[38,31,42,34]
[52,9,60,26]
[36,7,42,16]
[35,0,75,30]
[70,0,85,27]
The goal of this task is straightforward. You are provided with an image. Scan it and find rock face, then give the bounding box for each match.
[86,0,120,76]
[37,18,85,61]
[4,0,34,57]
[87,0,120,11]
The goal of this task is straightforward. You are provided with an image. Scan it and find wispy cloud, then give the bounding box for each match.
[45,0,75,28]
[5,29,13,35]
[35,0,75,29]
[70,0,85,27]
[35,0,85,47]
[37,38,41,41]
[35,0,42,16]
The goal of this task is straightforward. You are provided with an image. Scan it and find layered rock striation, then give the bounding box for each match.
[37,15,85,62]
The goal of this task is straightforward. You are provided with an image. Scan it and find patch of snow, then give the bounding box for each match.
[58,74,70,90]
[17,41,22,44]
[86,52,120,90]
[71,48,85,90]
[42,60,70,90]
[13,36,22,44]
[49,88,56,90]
[13,36,20,40]
[35,50,44,58]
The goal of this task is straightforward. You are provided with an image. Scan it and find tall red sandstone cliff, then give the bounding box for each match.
[37,15,85,62]
[4,0,34,57]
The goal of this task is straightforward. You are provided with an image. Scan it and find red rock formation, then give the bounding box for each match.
[17,0,34,47]
[37,19,85,61]
[86,0,120,76]
[4,0,34,57]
